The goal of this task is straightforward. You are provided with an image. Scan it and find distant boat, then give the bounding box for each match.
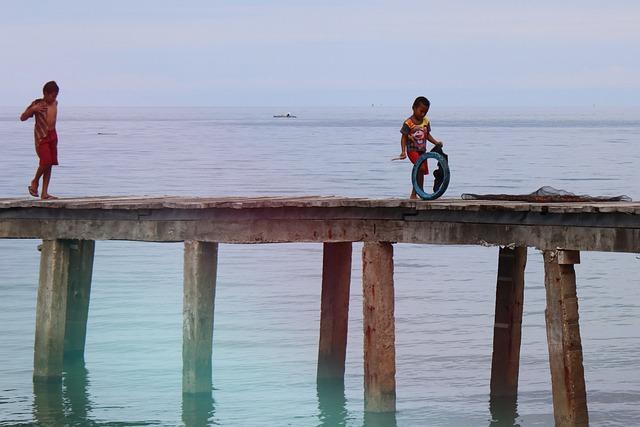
[273,112,296,118]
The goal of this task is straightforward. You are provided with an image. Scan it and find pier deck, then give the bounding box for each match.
[2,196,639,426]
[1,196,639,251]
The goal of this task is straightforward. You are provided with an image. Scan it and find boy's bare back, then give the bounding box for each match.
[45,100,57,130]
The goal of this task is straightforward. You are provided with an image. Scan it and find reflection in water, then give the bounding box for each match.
[363,411,398,427]
[32,358,151,426]
[182,392,216,427]
[33,380,66,426]
[316,379,399,427]
[489,395,521,427]
[33,358,91,427]
[316,380,348,427]
[63,358,92,422]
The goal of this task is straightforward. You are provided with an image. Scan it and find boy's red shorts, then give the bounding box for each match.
[36,130,58,167]
[408,151,428,175]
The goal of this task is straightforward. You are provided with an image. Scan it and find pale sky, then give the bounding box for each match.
[2,0,639,106]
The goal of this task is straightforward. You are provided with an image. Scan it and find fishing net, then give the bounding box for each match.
[461,186,632,202]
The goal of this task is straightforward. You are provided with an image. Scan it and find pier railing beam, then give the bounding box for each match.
[63,240,95,360]
[543,250,589,427]
[362,242,396,413]
[318,242,352,383]
[34,240,71,381]
[490,246,526,399]
[183,241,218,395]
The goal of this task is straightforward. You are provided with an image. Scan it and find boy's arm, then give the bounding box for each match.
[20,101,43,121]
[20,104,34,121]
[398,134,408,159]
[427,132,443,146]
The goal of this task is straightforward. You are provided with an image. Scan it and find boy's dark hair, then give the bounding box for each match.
[412,96,430,109]
[43,81,59,95]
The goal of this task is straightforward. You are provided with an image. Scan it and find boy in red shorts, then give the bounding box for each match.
[21,81,59,200]
[396,96,444,199]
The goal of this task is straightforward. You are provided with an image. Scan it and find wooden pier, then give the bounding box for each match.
[2,195,639,426]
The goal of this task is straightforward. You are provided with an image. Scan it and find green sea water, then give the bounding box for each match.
[1,107,639,426]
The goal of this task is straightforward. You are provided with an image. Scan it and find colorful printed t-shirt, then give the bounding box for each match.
[400,117,431,152]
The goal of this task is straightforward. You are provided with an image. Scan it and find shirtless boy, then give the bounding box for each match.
[21,81,59,199]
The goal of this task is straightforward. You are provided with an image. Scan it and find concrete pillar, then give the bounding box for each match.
[490,246,526,398]
[64,240,95,360]
[317,242,352,383]
[183,241,218,394]
[34,240,71,381]
[362,242,396,413]
[543,250,589,427]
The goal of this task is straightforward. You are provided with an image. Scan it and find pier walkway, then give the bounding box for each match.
[2,195,639,427]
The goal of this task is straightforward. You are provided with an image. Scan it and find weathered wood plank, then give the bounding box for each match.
[1,197,639,254]
[362,242,396,413]
[318,242,352,383]
[2,218,639,252]
[1,196,639,213]
[490,246,526,398]
[558,250,581,265]
[543,250,589,427]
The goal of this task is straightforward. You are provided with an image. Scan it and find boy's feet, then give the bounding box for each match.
[41,194,58,200]
[28,184,39,197]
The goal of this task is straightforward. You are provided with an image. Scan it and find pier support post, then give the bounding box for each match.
[490,246,526,398]
[64,240,95,360]
[362,242,396,413]
[34,240,71,381]
[318,242,352,383]
[183,241,218,395]
[543,250,589,427]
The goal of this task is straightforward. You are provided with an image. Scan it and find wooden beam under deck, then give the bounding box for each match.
[1,196,639,252]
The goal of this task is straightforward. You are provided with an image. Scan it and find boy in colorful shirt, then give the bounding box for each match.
[21,81,59,200]
[397,96,444,199]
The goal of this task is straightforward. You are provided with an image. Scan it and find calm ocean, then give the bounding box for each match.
[1,106,639,426]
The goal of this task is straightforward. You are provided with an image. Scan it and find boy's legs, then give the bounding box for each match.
[32,134,58,199]
[410,173,425,199]
[408,151,427,199]
[30,166,46,196]
[41,166,56,199]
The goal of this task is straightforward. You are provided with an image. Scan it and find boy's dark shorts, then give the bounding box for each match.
[36,130,58,167]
